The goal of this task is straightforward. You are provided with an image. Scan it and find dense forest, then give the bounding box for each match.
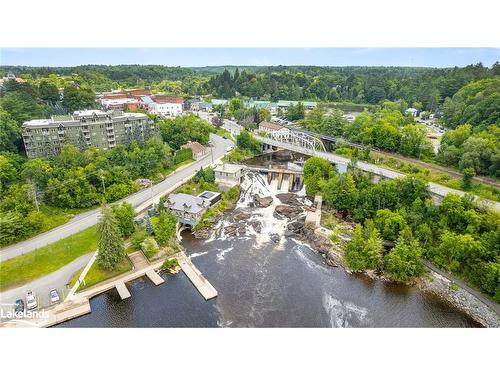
[3,63,499,110]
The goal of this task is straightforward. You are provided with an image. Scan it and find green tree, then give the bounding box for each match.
[39,81,60,103]
[345,224,383,270]
[303,156,336,196]
[374,209,408,241]
[0,109,22,153]
[96,204,125,270]
[384,233,424,283]
[112,202,135,237]
[154,210,177,246]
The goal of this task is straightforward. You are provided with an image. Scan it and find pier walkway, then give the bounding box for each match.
[115,282,131,300]
[178,253,218,300]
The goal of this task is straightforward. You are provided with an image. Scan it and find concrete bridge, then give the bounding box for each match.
[254,132,500,212]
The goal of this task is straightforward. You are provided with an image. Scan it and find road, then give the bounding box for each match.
[254,133,500,212]
[0,133,233,261]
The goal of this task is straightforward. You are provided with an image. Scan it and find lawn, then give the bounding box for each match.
[163,158,195,176]
[0,225,98,292]
[78,257,132,291]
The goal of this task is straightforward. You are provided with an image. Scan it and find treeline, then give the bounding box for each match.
[300,102,435,159]
[1,65,200,90]
[208,63,499,108]
[4,63,499,110]
[303,157,500,301]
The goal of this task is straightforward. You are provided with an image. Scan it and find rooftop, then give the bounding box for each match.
[214,163,243,174]
[23,110,148,127]
[152,95,184,104]
[259,121,284,131]
[165,193,210,214]
[181,141,207,154]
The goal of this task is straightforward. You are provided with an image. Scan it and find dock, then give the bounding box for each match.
[115,281,131,300]
[178,253,218,300]
[146,270,164,285]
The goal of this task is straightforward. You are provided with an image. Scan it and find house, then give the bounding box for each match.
[164,193,211,227]
[148,95,184,117]
[405,108,419,117]
[181,141,209,160]
[214,163,243,189]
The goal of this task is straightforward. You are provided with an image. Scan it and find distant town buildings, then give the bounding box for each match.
[0,72,26,87]
[96,89,184,116]
[22,110,154,158]
[181,141,209,160]
[147,95,184,117]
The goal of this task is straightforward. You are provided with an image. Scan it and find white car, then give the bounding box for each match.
[26,291,37,310]
[49,288,60,303]
[226,146,234,152]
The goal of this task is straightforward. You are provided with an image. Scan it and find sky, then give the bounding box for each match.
[1,48,499,68]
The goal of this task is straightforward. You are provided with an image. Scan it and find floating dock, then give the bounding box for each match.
[178,253,218,300]
[146,270,164,285]
[115,281,131,300]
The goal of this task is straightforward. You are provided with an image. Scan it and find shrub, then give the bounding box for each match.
[141,237,160,259]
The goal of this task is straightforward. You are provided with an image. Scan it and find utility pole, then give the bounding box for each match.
[99,170,106,197]
[150,181,155,208]
[28,179,39,212]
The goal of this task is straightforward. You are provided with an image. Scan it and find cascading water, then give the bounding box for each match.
[58,156,480,328]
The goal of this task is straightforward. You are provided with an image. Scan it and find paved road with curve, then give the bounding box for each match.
[0,133,233,262]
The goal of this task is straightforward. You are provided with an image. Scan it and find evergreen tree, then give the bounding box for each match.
[96,204,125,270]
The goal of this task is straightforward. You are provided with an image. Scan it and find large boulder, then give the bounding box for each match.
[274,205,303,219]
[276,193,300,206]
[254,195,273,208]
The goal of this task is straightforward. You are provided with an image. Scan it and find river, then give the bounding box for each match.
[58,156,479,328]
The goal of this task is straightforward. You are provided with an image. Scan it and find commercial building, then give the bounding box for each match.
[22,110,155,158]
[147,95,184,116]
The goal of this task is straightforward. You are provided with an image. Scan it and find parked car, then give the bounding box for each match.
[222,135,228,139]
[226,146,234,152]
[14,299,24,315]
[49,288,60,304]
[26,291,37,310]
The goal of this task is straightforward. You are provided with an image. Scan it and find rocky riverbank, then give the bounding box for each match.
[193,184,500,327]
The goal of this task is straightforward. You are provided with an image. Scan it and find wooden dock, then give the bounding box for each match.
[115,281,131,300]
[178,253,218,300]
[146,270,164,285]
